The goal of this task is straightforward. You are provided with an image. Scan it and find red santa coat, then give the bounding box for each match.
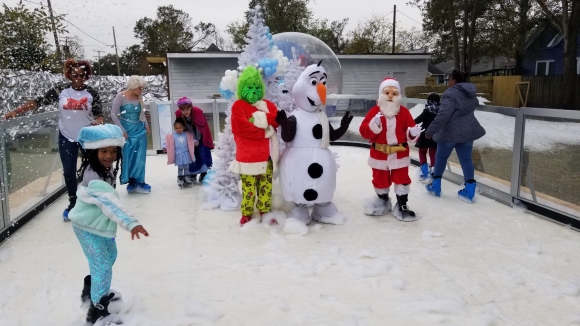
[359,105,418,171]
[230,99,279,175]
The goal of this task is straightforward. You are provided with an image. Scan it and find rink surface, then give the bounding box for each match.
[1,146,580,326]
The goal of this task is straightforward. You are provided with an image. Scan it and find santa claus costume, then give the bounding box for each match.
[359,78,423,222]
[229,66,280,226]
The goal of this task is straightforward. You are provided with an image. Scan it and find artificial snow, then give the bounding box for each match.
[1,147,580,325]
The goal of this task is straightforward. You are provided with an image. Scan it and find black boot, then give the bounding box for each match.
[81,275,91,304]
[86,292,115,324]
[394,194,417,222]
[199,172,207,182]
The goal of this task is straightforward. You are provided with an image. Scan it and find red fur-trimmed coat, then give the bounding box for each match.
[359,105,418,171]
[230,99,280,175]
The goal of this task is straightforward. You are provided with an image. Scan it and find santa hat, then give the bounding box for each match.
[379,78,401,95]
[77,124,125,150]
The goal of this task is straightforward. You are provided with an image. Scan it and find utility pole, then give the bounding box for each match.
[46,0,61,62]
[62,36,71,59]
[392,5,396,54]
[94,50,104,75]
[112,27,121,76]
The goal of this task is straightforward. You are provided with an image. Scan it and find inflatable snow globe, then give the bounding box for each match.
[272,32,343,116]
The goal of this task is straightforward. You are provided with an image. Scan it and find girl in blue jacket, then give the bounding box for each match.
[69,124,149,324]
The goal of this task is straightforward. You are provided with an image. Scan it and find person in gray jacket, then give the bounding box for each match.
[424,70,486,202]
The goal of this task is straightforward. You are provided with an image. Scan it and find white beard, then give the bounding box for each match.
[378,94,401,118]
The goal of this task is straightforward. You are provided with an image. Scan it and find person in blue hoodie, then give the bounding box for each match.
[69,124,149,324]
[424,71,486,203]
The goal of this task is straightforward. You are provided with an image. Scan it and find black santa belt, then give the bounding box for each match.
[373,143,408,154]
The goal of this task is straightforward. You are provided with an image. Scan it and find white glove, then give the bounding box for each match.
[408,124,425,137]
[372,113,382,128]
[369,112,383,134]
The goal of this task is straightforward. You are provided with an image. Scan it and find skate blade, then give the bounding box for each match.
[458,194,474,204]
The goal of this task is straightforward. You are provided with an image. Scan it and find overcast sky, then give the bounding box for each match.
[7,0,423,59]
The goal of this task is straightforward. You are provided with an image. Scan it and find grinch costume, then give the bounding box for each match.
[229,66,280,226]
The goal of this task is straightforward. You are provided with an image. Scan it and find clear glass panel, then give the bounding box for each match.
[4,119,64,221]
[520,116,580,218]
[217,100,229,135]
[328,97,376,143]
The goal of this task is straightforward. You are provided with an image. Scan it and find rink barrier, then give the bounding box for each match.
[1,97,580,243]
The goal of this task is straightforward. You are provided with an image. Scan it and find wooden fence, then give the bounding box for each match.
[492,76,522,107]
[520,76,580,109]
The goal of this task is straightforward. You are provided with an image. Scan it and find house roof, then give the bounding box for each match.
[428,62,445,75]
[434,57,514,74]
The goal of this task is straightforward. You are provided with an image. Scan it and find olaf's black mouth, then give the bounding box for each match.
[307,97,316,106]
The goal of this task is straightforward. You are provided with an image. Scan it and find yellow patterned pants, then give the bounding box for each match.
[240,160,273,217]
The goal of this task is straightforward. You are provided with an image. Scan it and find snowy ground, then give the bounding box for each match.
[2,147,580,326]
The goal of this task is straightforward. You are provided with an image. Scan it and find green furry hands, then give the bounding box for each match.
[237,66,265,104]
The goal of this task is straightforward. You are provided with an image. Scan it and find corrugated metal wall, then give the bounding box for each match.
[167,57,427,100]
[168,58,238,100]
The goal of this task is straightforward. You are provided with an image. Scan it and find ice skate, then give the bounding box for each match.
[393,194,417,222]
[426,178,442,197]
[419,163,430,182]
[458,181,476,203]
[184,175,194,187]
[134,182,151,194]
[288,204,311,225]
[81,275,91,305]
[62,196,76,222]
[364,194,392,216]
[177,176,185,189]
[311,202,346,225]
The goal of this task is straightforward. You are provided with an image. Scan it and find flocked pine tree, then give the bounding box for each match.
[204,5,289,210]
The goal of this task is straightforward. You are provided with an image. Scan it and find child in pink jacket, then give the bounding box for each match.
[165,117,197,188]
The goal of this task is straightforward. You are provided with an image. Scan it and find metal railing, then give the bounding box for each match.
[2,96,579,242]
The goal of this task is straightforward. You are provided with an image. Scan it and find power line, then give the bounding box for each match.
[396,10,423,26]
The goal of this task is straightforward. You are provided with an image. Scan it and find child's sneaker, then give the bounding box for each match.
[135,183,151,194]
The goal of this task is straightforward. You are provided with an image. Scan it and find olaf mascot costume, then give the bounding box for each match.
[276,62,353,225]
[359,78,424,222]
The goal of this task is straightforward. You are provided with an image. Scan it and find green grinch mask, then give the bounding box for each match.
[237,66,265,104]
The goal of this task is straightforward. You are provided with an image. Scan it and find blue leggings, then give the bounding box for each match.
[433,141,475,181]
[74,227,117,304]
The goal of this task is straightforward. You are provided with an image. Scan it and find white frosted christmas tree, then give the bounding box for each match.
[276,48,304,113]
[204,5,290,211]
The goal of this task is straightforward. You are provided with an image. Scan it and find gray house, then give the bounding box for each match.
[166,51,430,100]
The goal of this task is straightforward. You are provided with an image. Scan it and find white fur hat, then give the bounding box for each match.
[379,78,401,95]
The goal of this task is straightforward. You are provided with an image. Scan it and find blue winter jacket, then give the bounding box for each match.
[425,83,486,143]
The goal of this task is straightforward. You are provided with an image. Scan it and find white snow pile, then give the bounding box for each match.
[349,259,393,277]
[314,212,347,225]
[362,197,390,216]
[568,314,580,324]
[397,298,467,316]
[392,278,407,290]
[561,282,580,297]
[357,249,379,259]
[478,96,491,105]
[283,217,309,236]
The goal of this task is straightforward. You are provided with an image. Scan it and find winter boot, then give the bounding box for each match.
[393,194,417,222]
[86,292,115,324]
[199,172,207,183]
[63,196,76,221]
[177,176,185,189]
[426,178,442,197]
[239,215,252,226]
[419,163,430,182]
[458,180,477,203]
[81,275,91,304]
